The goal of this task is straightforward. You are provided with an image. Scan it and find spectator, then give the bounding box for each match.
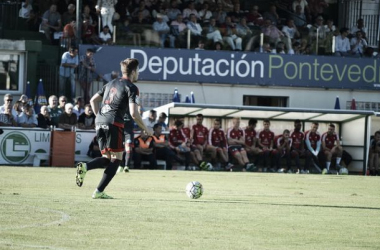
[37,105,52,129]
[152,123,184,170]
[99,25,113,45]
[195,39,205,50]
[82,17,102,45]
[220,16,242,51]
[13,101,24,121]
[350,18,367,40]
[236,17,253,46]
[82,5,97,28]
[62,18,76,46]
[151,14,175,48]
[58,96,67,110]
[96,0,118,34]
[18,104,37,128]
[156,112,168,131]
[0,94,18,121]
[59,47,78,101]
[19,0,33,19]
[151,1,169,23]
[293,5,307,28]
[62,3,76,27]
[41,4,62,43]
[262,18,284,46]
[0,104,17,127]
[220,0,234,12]
[308,0,328,21]
[282,18,300,50]
[214,41,223,50]
[206,18,223,45]
[292,0,309,15]
[78,48,96,103]
[213,2,227,25]
[183,2,199,22]
[73,96,85,118]
[58,103,77,130]
[166,0,182,21]
[334,28,351,57]
[47,95,63,127]
[198,2,213,25]
[170,14,188,48]
[227,2,246,23]
[132,1,151,23]
[263,4,281,26]
[245,5,264,27]
[143,109,157,132]
[26,10,42,32]
[187,14,203,47]
[226,117,254,171]
[308,15,329,55]
[78,104,95,130]
[351,31,367,57]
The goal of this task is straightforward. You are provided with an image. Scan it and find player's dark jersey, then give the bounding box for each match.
[321,132,339,150]
[290,130,305,150]
[245,127,256,147]
[192,124,208,145]
[96,78,139,127]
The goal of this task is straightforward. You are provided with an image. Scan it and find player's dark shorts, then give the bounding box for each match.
[96,123,124,154]
[228,145,245,155]
[123,120,134,144]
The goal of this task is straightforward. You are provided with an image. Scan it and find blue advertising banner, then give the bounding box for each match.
[80,45,380,90]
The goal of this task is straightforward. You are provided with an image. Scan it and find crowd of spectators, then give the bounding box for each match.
[18,0,375,57]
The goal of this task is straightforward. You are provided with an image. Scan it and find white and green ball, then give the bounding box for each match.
[186,181,203,199]
[339,167,349,175]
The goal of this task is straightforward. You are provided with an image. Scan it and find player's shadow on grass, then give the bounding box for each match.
[193,200,380,211]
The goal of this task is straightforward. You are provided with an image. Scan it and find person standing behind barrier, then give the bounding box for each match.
[59,47,78,102]
[321,124,342,174]
[47,95,62,127]
[96,0,118,34]
[37,105,52,129]
[304,122,324,174]
[18,104,37,128]
[58,96,67,111]
[78,104,95,130]
[0,104,17,127]
[143,109,157,132]
[76,58,151,199]
[58,103,77,130]
[290,119,305,173]
[0,94,18,122]
[79,48,96,104]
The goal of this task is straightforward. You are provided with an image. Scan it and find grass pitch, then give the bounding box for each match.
[1,166,380,250]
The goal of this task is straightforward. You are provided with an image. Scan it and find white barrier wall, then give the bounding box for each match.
[0,127,95,166]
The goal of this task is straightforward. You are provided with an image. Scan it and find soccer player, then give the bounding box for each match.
[304,122,323,174]
[226,117,254,171]
[208,118,233,170]
[191,114,216,168]
[256,119,275,172]
[290,119,305,173]
[321,124,342,174]
[273,129,292,173]
[75,58,151,199]
[368,131,380,176]
[244,118,262,165]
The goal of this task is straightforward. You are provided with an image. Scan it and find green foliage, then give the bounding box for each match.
[0,167,380,249]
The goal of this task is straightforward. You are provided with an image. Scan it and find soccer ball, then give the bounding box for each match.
[186,181,203,199]
[200,162,213,171]
[339,167,349,175]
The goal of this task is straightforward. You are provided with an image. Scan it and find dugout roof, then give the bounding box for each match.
[164,103,375,123]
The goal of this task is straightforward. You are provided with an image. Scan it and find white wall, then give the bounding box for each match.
[137,81,379,110]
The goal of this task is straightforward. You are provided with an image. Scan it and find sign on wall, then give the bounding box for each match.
[80,45,380,91]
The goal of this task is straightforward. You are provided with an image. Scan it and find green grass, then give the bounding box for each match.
[1,166,380,250]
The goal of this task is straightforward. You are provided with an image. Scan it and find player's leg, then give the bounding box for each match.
[240,149,255,171]
[93,124,124,199]
[291,150,300,173]
[76,126,110,187]
[205,145,217,163]
[118,125,134,173]
[304,150,313,173]
[323,149,332,174]
[332,146,343,168]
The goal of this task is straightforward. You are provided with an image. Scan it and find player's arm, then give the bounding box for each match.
[130,102,151,136]
[269,137,274,150]
[304,133,314,152]
[321,135,328,151]
[315,138,321,154]
[90,93,102,115]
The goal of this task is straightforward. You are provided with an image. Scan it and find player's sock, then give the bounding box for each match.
[336,157,341,165]
[326,162,331,171]
[86,157,110,171]
[97,159,120,192]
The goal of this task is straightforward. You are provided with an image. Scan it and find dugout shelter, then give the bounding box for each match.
[152,103,377,175]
